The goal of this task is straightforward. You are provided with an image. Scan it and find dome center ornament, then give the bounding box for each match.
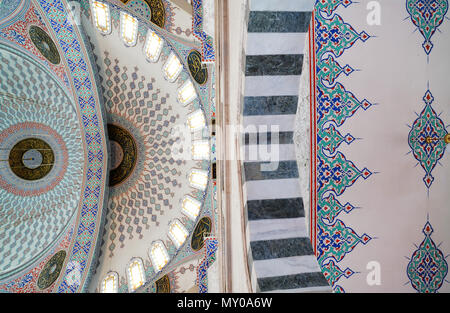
[8,138,54,181]
[107,124,138,187]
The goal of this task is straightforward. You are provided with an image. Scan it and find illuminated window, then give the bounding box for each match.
[127,258,145,291]
[120,11,138,46]
[144,30,163,63]
[189,169,208,191]
[163,52,182,82]
[181,196,201,220]
[92,1,111,34]
[150,241,169,272]
[178,80,197,105]
[187,110,206,132]
[101,272,118,293]
[191,140,210,160]
[168,219,189,248]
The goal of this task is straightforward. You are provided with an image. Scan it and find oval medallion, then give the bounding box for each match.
[191,216,212,252]
[37,250,66,290]
[187,50,208,85]
[108,124,138,187]
[29,25,60,65]
[155,274,171,293]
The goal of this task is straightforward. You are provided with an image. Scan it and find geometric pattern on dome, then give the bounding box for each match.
[408,89,448,190]
[407,221,448,293]
[0,4,68,87]
[0,47,84,277]
[406,0,449,55]
[99,51,186,257]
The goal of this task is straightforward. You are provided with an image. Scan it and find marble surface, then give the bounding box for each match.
[244,160,299,180]
[247,197,304,220]
[244,96,299,115]
[245,178,302,201]
[248,11,312,33]
[257,272,329,292]
[250,238,314,260]
[245,54,303,76]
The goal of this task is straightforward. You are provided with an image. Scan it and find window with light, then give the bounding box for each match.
[181,196,201,220]
[178,80,198,105]
[120,11,138,46]
[168,219,189,248]
[127,258,145,291]
[163,52,182,82]
[92,1,111,34]
[189,169,208,191]
[150,241,169,272]
[145,30,163,63]
[187,110,206,132]
[191,140,210,160]
[101,272,118,293]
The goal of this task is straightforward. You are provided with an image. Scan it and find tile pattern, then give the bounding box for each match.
[243,1,330,293]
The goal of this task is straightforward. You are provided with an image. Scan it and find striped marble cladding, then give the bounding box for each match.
[249,217,308,241]
[244,131,294,145]
[244,160,299,181]
[247,197,304,220]
[245,55,303,76]
[244,96,299,116]
[248,11,312,33]
[251,238,314,260]
[246,178,302,201]
[246,33,307,56]
[258,272,330,292]
[254,255,321,278]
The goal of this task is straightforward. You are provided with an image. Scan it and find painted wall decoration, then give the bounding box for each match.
[192,0,215,62]
[310,2,373,292]
[406,220,448,293]
[406,0,449,55]
[408,89,449,190]
[197,237,218,293]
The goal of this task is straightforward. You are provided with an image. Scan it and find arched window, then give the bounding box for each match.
[187,110,206,132]
[101,272,118,293]
[168,219,189,248]
[145,30,163,63]
[91,1,111,34]
[191,140,210,160]
[120,11,138,46]
[181,195,201,220]
[127,258,145,291]
[163,52,182,82]
[189,169,208,191]
[178,80,197,105]
[150,241,170,272]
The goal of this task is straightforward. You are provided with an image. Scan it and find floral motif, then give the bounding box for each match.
[408,90,448,189]
[406,0,449,55]
[407,221,448,293]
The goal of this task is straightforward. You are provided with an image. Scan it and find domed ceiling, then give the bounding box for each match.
[0,0,109,292]
[0,0,218,293]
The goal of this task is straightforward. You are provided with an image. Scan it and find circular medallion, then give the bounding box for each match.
[8,138,54,181]
[108,124,138,187]
[28,25,60,65]
[191,216,212,251]
[37,250,66,290]
[187,50,208,85]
